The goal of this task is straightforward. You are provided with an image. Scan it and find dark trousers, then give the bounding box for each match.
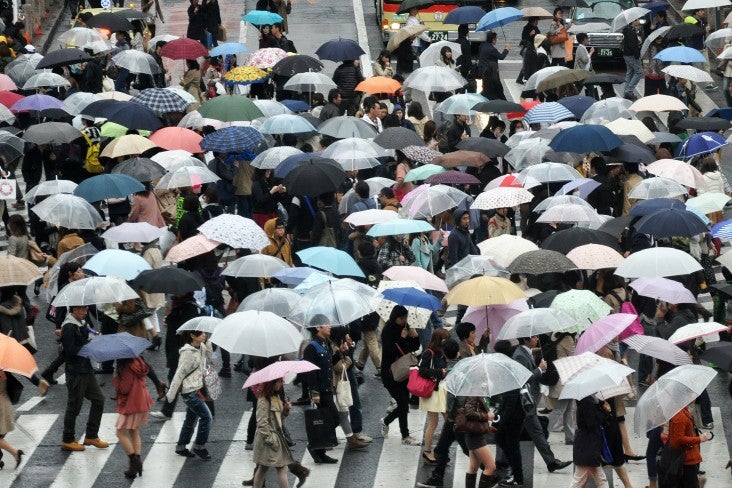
[695,389,713,425]
[246,397,257,444]
[161,368,178,417]
[523,413,556,466]
[63,373,105,443]
[347,368,363,434]
[645,426,663,481]
[43,352,66,378]
[383,379,410,438]
[431,419,469,480]
[678,464,699,488]
[308,392,340,459]
[495,419,525,483]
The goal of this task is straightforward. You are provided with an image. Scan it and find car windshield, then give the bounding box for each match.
[573,1,626,22]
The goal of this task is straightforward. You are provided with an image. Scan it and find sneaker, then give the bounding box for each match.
[245,443,253,451]
[705,84,718,91]
[355,433,373,443]
[416,475,443,488]
[82,437,109,449]
[176,448,196,458]
[401,436,421,446]
[386,398,397,413]
[193,448,211,460]
[150,411,172,421]
[380,417,389,438]
[61,441,85,452]
[701,422,714,430]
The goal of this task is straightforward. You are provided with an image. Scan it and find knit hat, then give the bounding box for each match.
[534,34,546,50]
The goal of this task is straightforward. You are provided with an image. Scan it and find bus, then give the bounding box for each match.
[375,0,489,45]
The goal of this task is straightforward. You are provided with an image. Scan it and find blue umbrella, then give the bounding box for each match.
[367,219,434,237]
[272,266,324,285]
[200,126,263,153]
[711,219,732,238]
[476,7,524,35]
[73,173,145,202]
[78,332,152,362]
[676,131,728,158]
[242,10,283,25]
[557,95,596,119]
[80,99,163,131]
[260,114,317,135]
[280,99,310,113]
[209,42,249,57]
[315,38,365,62]
[83,249,152,280]
[523,102,575,124]
[654,46,706,63]
[634,208,708,238]
[629,198,686,217]
[549,124,623,153]
[296,247,365,278]
[274,150,324,178]
[381,287,442,312]
[443,6,487,25]
[705,107,732,120]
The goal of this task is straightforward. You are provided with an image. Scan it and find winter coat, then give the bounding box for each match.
[129,192,165,227]
[252,395,294,467]
[447,224,478,268]
[319,102,341,121]
[61,314,94,375]
[700,171,725,194]
[573,397,612,467]
[166,341,212,400]
[411,234,441,271]
[303,337,335,395]
[380,319,420,384]
[114,357,154,415]
[261,217,293,265]
[180,68,202,103]
[164,300,201,370]
[669,407,703,465]
[332,62,364,100]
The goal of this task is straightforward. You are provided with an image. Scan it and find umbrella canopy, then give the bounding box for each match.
[297,247,364,278]
[435,93,488,116]
[111,157,166,183]
[456,138,509,158]
[100,134,158,159]
[686,192,732,214]
[318,115,377,139]
[629,94,688,112]
[25,179,77,204]
[400,184,469,219]
[242,10,283,24]
[622,335,692,366]
[627,177,688,200]
[700,343,732,371]
[0,255,42,287]
[222,66,269,86]
[402,66,467,93]
[383,266,448,293]
[668,322,727,345]
[209,41,249,57]
[243,360,319,389]
[653,45,706,63]
[111,50,161,75]
[222,254,290,279]
[426,170,480,185]
[131,88,189,114]
[386,23,429,52]
[445,276,526,307]
[508,249,577,275]
[523,102,575,124]
[550,290,612,332]
[355,76,403,94]
[196,213,270,250]
[444,353,532,397]
[0,334,38,378]
[677,117,731,131]
[444,6,488,24]
[282,157,346,197]
[476,7,524,32]
[559,362,634,400]
[444,255,509,288]
[418,40,462,68]
[581,97,634,124]
[36,48,94,69]
[155,166,220,190]
[463,300,529,346]
[634,208,708,238]
[549,124,623,153]
[477,235,539,267]
[101,222,166,244]
[381,287,442,312]
[73,174,145,203]
[246,47,288,69]
[525,66,569,92]
[575,314,640,355]
[53,276,139,306]
[4,54,43,86]
[289,282,374,326]
[272,267,324,286]
[238,288,301,317]
[165,234,220,263]
[471,187,534,210]
[629,198,687,217]
[23,72,71,90]
[615,247,702,278]
[160,37,209,59]
[557,95,596,119]
[400,145,441,164]
[404,164,446,183]
[198,95,264,122]
[567,244,624,270]
[497,308,577,340]
[315,38,365,62]
[130,267,204,295]
[662,64,713,84]
[611,6,651,31]
[320,137,388,171]
[10,93,65,112]
[536,69,591,92]
[23,121,82,145]
[541,226,619,254]
[536,203,602,225]
[62,92,99,116]
[176,316,222,335]
[82,249,151,280]
[473,99,525,114]
[676,131,728,159]
[554,351,616,384]
[78,332,151,362]
[628,277,698,304]
[646,159,706,188]
[604,118,655,143]
[519,162,582,183]
[283,72,336,94]
[31,193,103,230]
[200,126,263,153]
[210,311,302,356]
[251,146,302,170]
[272,54,323,76]
[366,218,434,237]
[633,365,716,435]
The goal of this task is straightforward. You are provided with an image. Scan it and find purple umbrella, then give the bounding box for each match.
[425,170,480,185]
[557,178,602,199]
[628,277,696,304]
[575,313,638,355]
[10,93,65,112]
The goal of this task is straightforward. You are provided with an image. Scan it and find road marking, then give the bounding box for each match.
[352,0,373,77]
[17,395,45,412]
[373,409,427,487]
[131,412,188,487]
[0,414,58,485]
[212,411,253,486]
[297,425,348,488]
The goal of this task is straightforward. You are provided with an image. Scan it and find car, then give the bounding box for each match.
[569,0,638,64]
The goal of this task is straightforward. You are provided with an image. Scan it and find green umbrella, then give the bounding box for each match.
[549,290,611,333]
[101,122,151,138]
[403,163,446,183]
[198,95,264,122]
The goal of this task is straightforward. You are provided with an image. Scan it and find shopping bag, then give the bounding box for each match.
[0,179,17,200]
[304,407,337,450]
[334,369,353,411]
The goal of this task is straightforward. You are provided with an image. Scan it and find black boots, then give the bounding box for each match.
[466,473,478,488]
[478,473,500,488]
[124,454,137,479]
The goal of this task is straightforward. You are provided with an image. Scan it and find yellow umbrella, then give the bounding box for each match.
[100,134,157,159]
[0,255,42,287]
[387,24,428,52]
[445,276,526,307]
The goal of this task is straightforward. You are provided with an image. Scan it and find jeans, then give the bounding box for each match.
[383,378,410,438]
[347,368,363,434]
[523,413,557,466]
[624,56,643,95]
[645,426,663,481]
[63,373,105,443]
[177,391,212,449]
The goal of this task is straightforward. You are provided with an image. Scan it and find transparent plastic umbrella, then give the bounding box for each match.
[445,255,510,288]
[289,281,375,327]
[154,166,220,190]
[283,72,336,93]
[533,195,594,213]
[251,146,303,169]
[518,162,582,183]
[497,308,577,340]
[23,72,71,90]
[176,316,222,335]
[222,254,290,278]
[627,177,688,200]
[550,290,612,333]
[62,92,99,116]
[400,184,469,219]
[210,311,302,357]
[237,288,302,317]
[321,137,390,172]
[435,93,488,116]
[31,194,103,230]
[25,179,77,204]
[112,50,162,75]
[402,66,467,92]
[580,97,634,125]
[445,353,533,397]
[52,276,140,307]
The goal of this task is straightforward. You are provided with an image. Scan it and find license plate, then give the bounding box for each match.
[599,48,613,57]
[430,31,448,42]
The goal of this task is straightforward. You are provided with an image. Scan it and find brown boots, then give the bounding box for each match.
[346,435,369,450]
[289,462,310,487]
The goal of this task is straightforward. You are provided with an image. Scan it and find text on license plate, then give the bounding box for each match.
[430,31,448,41]
[598,48,613,56]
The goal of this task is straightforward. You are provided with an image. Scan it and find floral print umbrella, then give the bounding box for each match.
[223,66,269,86]
[245,48,288,69]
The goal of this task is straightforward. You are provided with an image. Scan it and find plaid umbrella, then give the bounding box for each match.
[131,88,188,113]
[160,38,209,60]
[200,126,264,153]
[246,48,288,69]
[223,66,269,86]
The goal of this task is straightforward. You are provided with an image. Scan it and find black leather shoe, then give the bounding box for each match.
[548,460,572,472]
[314,454,338,464]
[41,372,58,385]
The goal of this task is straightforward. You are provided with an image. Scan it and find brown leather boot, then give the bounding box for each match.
[346,435,369,450]
[466,473,478,488]
[289,462,310,487]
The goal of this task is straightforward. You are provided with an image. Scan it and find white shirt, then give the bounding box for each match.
[361,113,383,133]
[406,15,431,47]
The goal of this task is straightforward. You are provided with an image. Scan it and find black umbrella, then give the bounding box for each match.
[541,227,620,254]
[36,48,94,69]
[664,23,703,41]
[283,157,347,197]
[111,157,166,183]
[583,73,625,85]
[472,100,524,113]
[528,289,560,308]
[29,108,73,121]
[675,117,731,131]
[607,143,656,164]
[629,198,686,217]
[272,55,324,76]
[85,12,135,32]
[507,249,578,275]
[709,282,732,298]
[0,132,24,162]
[634,208,709,238]
[115,8,153,20]
[81,100,163,132]
[457,137,509,157]
[597,215,635,239]
[130,268,204,295]
[315,38,365,62]
[374,127,425,149]
[700,343,732,372]
[397,0,435,14]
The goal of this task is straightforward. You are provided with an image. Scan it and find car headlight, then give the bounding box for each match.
[390,22,401,30]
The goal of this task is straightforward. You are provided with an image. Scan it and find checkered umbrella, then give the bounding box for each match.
[200,126,264,153]
[131,88,188,114]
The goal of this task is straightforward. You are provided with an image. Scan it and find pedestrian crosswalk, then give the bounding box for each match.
[1,405,728,487]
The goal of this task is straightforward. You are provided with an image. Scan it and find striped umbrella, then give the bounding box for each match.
[131,88,188,113]
[523,102,575,125]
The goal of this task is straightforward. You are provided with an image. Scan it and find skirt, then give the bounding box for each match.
[116,412,149,430]
[419,382,447,413]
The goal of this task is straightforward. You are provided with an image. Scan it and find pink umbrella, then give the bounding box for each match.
[667,322,728,345]
[0,74,17,91]
[246,48,288,69]
[628,277,696,304]
[243,360,319,388]
[383,265,448,293]
[165,234,220,263]
[575,313,638,355]
[149,127,203,154]
[463,298,529,346]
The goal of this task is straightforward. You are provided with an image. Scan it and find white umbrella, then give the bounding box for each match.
[612,7,651,32]
[477,235,539,267]
[581,97,634,125]
[629,94,687,112]
[704,27,732,49]
[198,214,270,250]
[52,276,139,307]
[434,93,488,116]
[289,281,375,327]
[154,166,220,190]
[682,0,731,9]
[112,50,162,76]
[621,335,692,366]
[101,222,167,243]
[165,87,198,106]
[252,99,293,117]
[518,162,582,183]
[497,308,577,340]
[614,247,703,278]
[533,195,594,213]
[559,362,635,400]
[627,177,688,200]
[24,179,78,204]
[444,353,533,397]
[321,137,390,171]
[344,209,399,226]
[445,255,510,288]
[383,266,448,293]
[31,194,104,230]
[603,118,655,143]
[667,322,727,345]
[525,66,568,92]
[566,244,625,270]
[283,72,337,93]
[503,138,556,171]
[222,254,290,278]
[633,364,716,436]
[400,184,469,219]
[177,110,226,129]
[646,159,706,189]
[150,150,194,170]
[58,27,109,48]
[470,187,534,210]
[402,66,467,93]
[536,204,602,224]
[372,280,432,328]
[554,351,617,384]
[419,40,462,68]
[23,72,71,90]
[237,288,302,317]
[176,316,222,334]
[63,92,99,116]
[148,34,179,47]
[641,25,672,58]
[662,65,713,84]
[339,177,395,214]
[209,311,302,357]
[685,192,731,213]
[251,146,302,170]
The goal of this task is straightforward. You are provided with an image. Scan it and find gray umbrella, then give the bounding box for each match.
[508,249,578,275]
[318,116,377,139]
[23,122,83,145]
[111,157,167,183]
[5,53,43,86]
[374,126,425,150]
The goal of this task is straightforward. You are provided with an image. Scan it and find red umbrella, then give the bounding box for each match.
[149,127,203,153]
[507,100,542,120]
[160,38,209,60]
[0,90,24,108]
[425,170,480,185]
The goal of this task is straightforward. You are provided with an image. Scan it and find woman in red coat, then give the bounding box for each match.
[114,357,154,479]
[668,404,712,487]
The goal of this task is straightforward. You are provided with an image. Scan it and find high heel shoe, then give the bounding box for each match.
[14,450,23,469]
[147,335,162,351]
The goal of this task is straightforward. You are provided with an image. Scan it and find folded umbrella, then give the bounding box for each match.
[210,311,302,357]
[73,174,145,203]
[622,335,692,366]
[243,360,319,388]
[559,362,634,400]
[222,254,290,278]
[79,332,151,362]
[615,247,702,278]
[445,353,532,397]
[238,288,301,317]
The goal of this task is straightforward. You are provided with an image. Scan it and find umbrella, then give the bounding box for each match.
[525,66,569,92]
[101,222,166,243]
[444,255,509,288]
[274,151,324,178]
[366,218,434,237]
[290,281,375,326]
[52,276,139,307]
[497,308,577,340]
[380,287,442,312]
[272,54,324,76]
[148,127,202,154]
[251,146,303,170]
[476,7,524,35]
[629,198,687,217]
[686,192,732,214]
[222,254,290,278]
[700,343,732,371]
[445,276,526,307]
[623,335,692,366]
[549,124,623,153]
[653,45,706,63]
[541,227,619,254]
[523,102,575,125]
[550,290,611,331]
[4,54,43,86]
[161,38,209,60]
[85,11,135,31]
[419,41,462,68]
[473,99,525,114]
[238,288,301,317]
[243,360,319,388]
[283,157,346,197]
[426,171,480,185]
[165,235,221,263]
[251,100,292,117]
[604,118,655,144]
[471,187,534,210]
[22,121,82,145]
[676,132,728,159]
[130,268,203,297]
[25,179,77,204]
[462,300,529,346]
[155,166,220,190]
[200,126,263,154]
[559,362,634,400]
[575,314,640,355]
[536,69,591,92]
[611,7,651,31]
[283,72,336,94]
[444,353,532,397]
[281,99,309,112]
[567,244,624,270]
[296,246,364,278]
[400,146,442,165]
[404,164,446,183]
[386,23,429,52]
[0,255,42,287]
[456,138,509,158]
[627,177,688,200]
[557,95,596,119]
[581,97,634,124]
[73,174,145,203]
[435,93,489,116]
[355,76,403,94]
[199,214,270,250]
[111,157,166,183]
[553,351,616,384]
[23,72,71,90]
[444,6,488,24]
[131,88,188,114]
[558,178,602,199]
[646,159,706,188]
[78,332,151,362]
[242,10,283,25]
[36,48,94,69]
[633,365,716,435]
[10,93,65,112]
[198,95,264,122]
[508,249,577,275]
[246,48,288,69]
[272,267,324,286]
[82,100,163,132]
[210,311,302,356]
[383,266,448,293]
[676,117,731,131]
[209,42,249,57]
[111,50,161,75]
[260,114,317,135]
[615,247,702,278]
[82,249,152,280]
[400,184,469,219]
[534,195,594,214]
[0,103,14,124]
[62,92,99,116]
[31,193,103,230]
[402,66,467,93]
[318,116,377,139]
[662,65,713,84]
[477,235,539,267]
[634,208,708,238]
[650,132,682,144]
[222,66,269,86]
[176,316,222,335]
[315,38,365,62]
[344,209,399,227]
[668,322,727,345]
[0,334,38,378]
[629,94,688,112]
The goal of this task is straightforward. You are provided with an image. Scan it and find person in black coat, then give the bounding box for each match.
[394,37,416,76]
[445,114,471,153]
[332,61,364,116]
[478,31,509,74]
[186,0,207,44]
[571,396,613,486]
[586,157,623,217]
[202,0,221,46]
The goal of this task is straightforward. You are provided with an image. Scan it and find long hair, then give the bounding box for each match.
[259,378,281,399]
[427,327,450,354]
[387,305,408,324]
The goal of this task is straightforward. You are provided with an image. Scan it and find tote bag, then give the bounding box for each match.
[390,344,418,382]
[304,407,338,450]
[334,369,353,411]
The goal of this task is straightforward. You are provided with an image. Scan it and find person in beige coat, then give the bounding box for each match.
[252,378,294,488]
[180,60,202,108]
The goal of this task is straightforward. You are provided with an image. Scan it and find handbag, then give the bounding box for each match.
[600,426,613,464]
[5,372,23,405]
[203,363,221,400]
[218,24,227,42]
[548,26,568,45]
[454,399,494,435]
[334,368,353,411]
[304,406,338,450]
[407,367,437,398]
[28,240,46,264]
[390,344,418,382]
[519,383,536,416]
[657,443,685,484]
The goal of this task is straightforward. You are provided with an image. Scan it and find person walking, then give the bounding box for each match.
[419,328,450,465]
[570,396,613,487]
[493,340,526,486]
[459,395,500,488]
[165,330,213,460]
[0,371,23,469]
[113,356,153,479]
[622,18,643,100]
[252,378,294,488]
[668,402,712,487]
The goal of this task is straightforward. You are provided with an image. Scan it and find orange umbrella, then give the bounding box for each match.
[165,234,220,263]
[149,127,204,154]
[432,150,489,169]
[355,76,402,94]
[0,334,39,378]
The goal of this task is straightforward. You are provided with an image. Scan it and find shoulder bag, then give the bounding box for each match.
[519,383,536,416]
[548,26,568,45]
[657,443,685,484]
[454,399,494,434]
[390,343,418,382]
[407,351,437,398]
[334,368,353,411]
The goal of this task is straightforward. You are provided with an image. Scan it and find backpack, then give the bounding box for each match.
[81,131,102,174]
[316,211,337,247]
